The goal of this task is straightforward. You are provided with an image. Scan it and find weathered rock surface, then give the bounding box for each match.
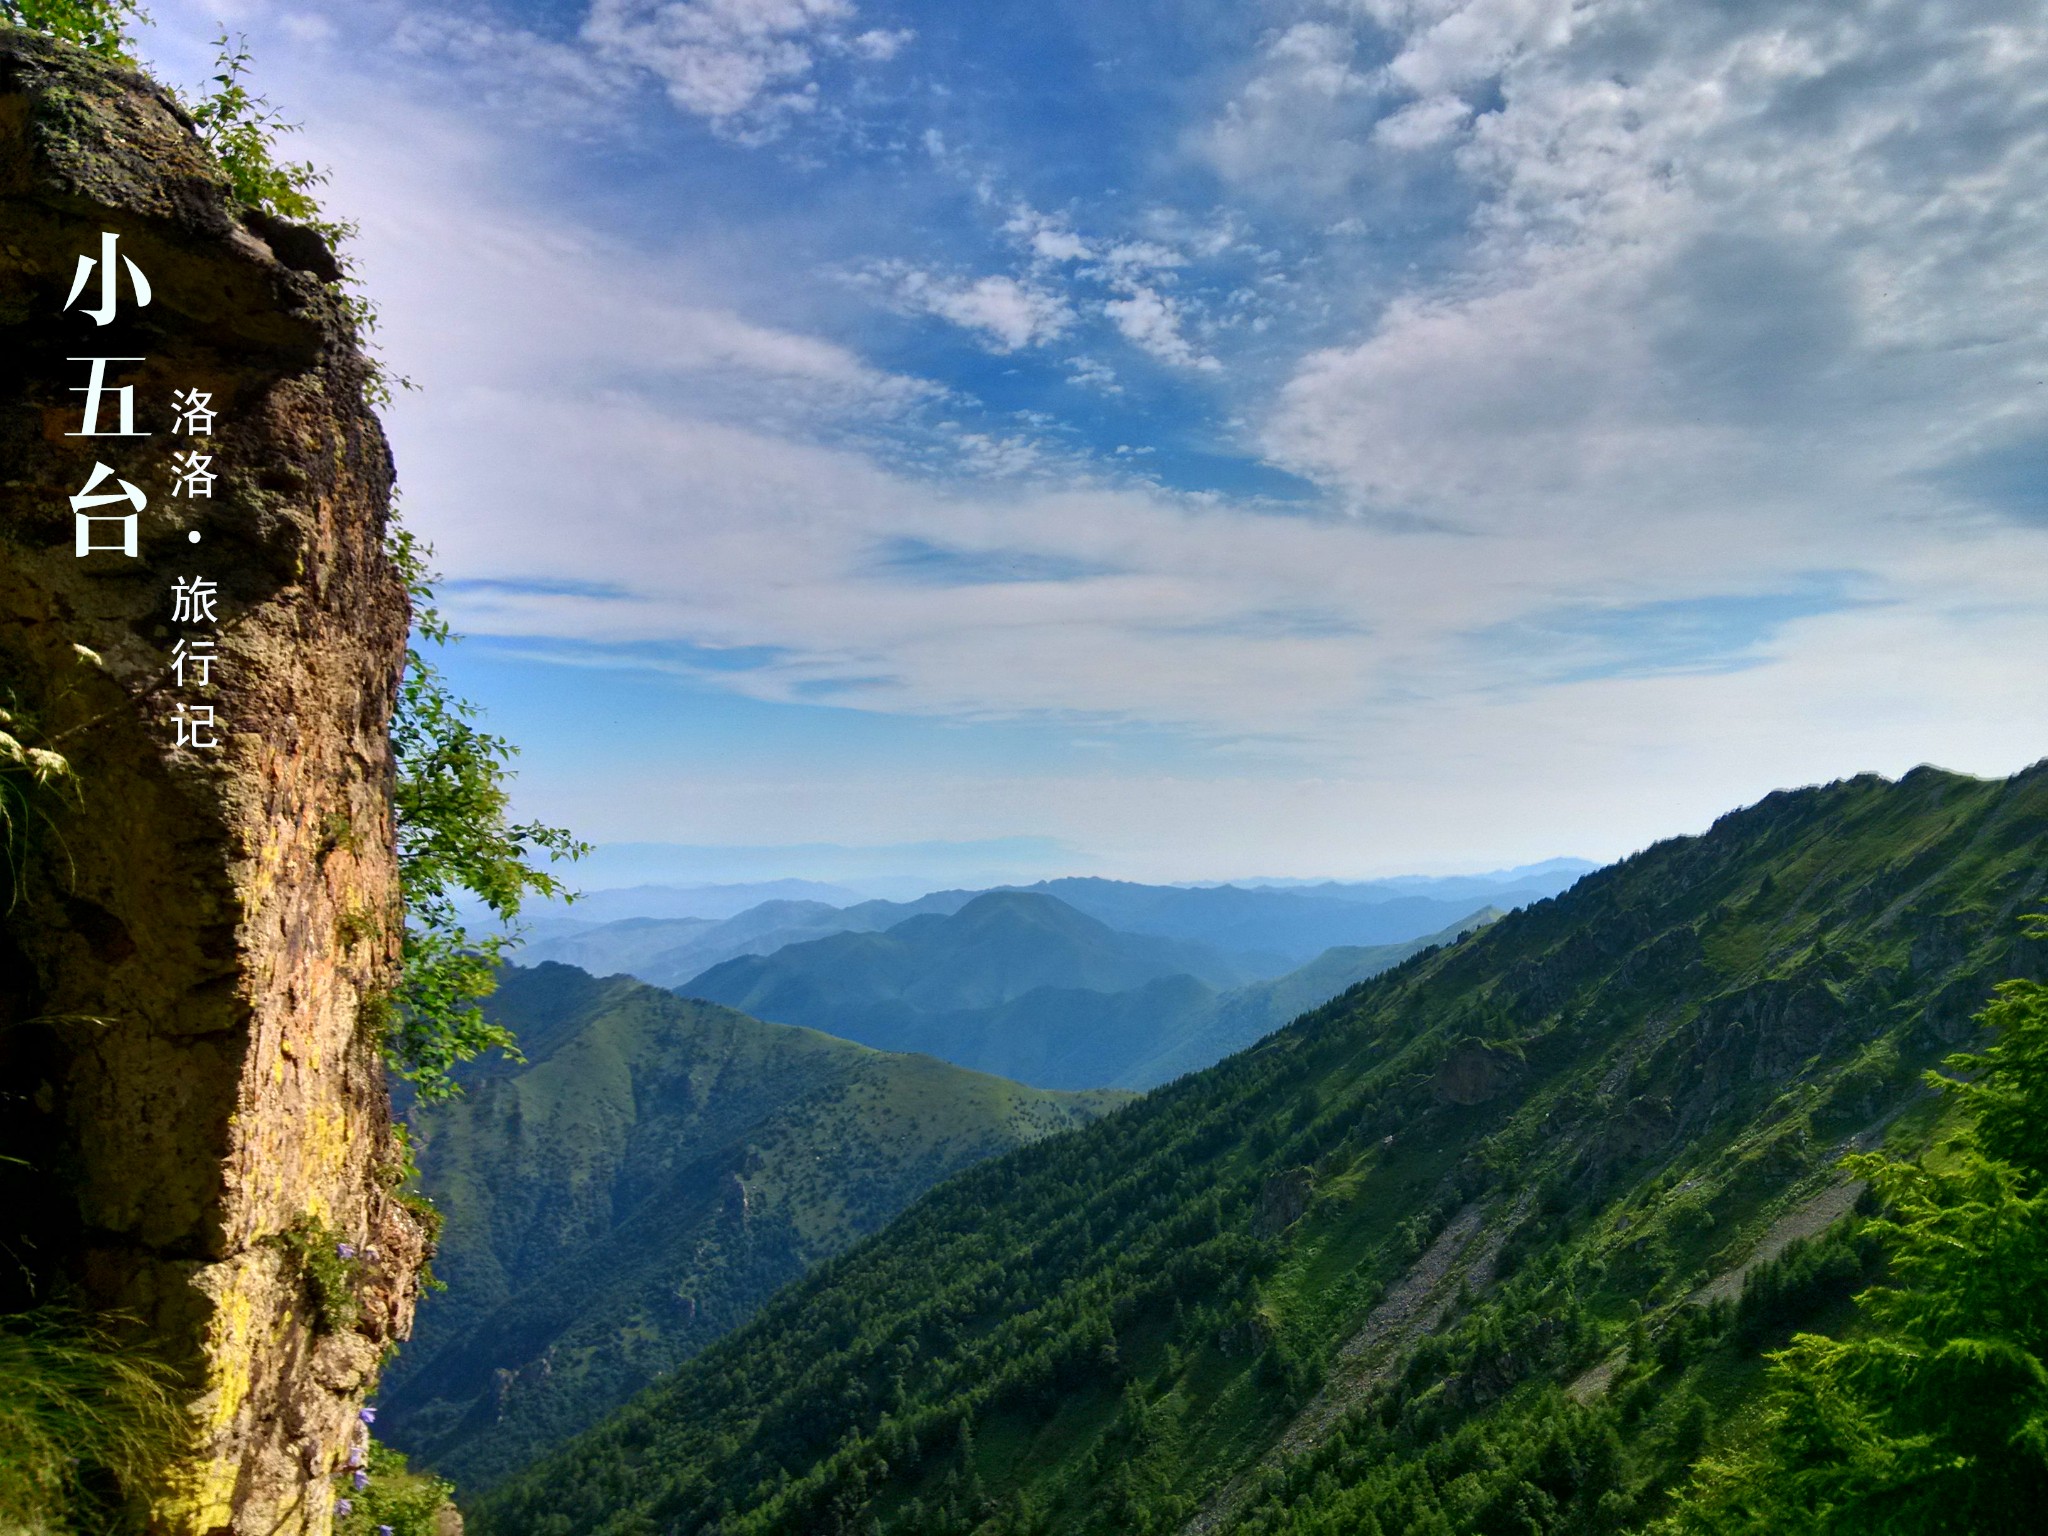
[1251,1166,1314,1237]
[0,29,424,1534]
[1430,1039,1524,1106]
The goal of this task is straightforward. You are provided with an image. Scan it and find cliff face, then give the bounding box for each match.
[0,30,426,1535]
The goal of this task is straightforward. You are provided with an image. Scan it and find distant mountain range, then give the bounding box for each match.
[683,891,1501,1089]
[515,890,977,988]
[510,878,870,934]
[380,964,1128,1492]
[1018,875,1551,966]
[1217,857,1594,898]
[514,861,1592,992]
[385,884,1525,1486]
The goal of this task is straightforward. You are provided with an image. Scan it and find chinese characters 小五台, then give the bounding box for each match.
[63,230,226,751]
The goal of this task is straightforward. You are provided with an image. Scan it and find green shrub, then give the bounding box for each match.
[272,1216,363,1335]
[1662,916,2048,1534]
[0,1,144,61]
[337,1440,456,1536]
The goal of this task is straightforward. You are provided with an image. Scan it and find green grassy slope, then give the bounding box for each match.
[378,964,1129,1493]
[468,763,2048,1536]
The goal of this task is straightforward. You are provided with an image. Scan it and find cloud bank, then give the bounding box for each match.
[143,0,2048,873]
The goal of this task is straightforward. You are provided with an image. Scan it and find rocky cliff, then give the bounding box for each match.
[0,29,426,1534]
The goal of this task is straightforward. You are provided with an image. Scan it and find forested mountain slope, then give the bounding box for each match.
[1110,910,1503,1089]
[378,965,1128,1492]
[471,764,2048,1536]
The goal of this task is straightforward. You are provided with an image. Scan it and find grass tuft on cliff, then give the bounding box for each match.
[0,1308,183,1534]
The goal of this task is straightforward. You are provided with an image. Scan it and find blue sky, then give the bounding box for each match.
[141,0,2048,885]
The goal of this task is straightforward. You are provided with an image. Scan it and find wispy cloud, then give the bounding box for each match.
[1103,287,1220,371]
[872,537,1124,587]
[582,0,909,132]
[870,265,1075,351]
[1258,0,2048,555]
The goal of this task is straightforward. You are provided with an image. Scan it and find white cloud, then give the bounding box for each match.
[1066,356,1122,392]
[1032,228,1094,263]
[169,0,2048,870]
[1099,240,1186,273]
[1375,0,1582,97]
[1373,92,1471,147]
[581,0,898,129]
[1103,288,1220,371]
[1001,202,1095,264]
[880,268,1075,351]
[180,0,906,138]
[1201,22,1380,200]
[290,94,935,431]
[847,27,913,61]
[1264,0,2048,563]
[1203,3,1588,192]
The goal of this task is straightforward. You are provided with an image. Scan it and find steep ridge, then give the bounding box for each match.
[378,964,1129,1492]
[470,764,2047,1536]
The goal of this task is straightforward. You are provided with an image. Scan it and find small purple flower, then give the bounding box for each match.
[335,1497,353,1517]
[336,1242,357,1260]
[352,1468,369,1490]
[346,1445,365,1469]
[358,1406,377,1425]
[378,1528,394,1535]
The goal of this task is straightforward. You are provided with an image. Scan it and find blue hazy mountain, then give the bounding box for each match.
[682,893,1498,1089]
[518,862,1588,988]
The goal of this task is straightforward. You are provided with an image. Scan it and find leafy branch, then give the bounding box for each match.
[184,32,347,242]
[388,530,587,1101]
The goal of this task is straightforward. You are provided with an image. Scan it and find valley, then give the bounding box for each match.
[382,878,1530,1484]
[379,966,1130,1490]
